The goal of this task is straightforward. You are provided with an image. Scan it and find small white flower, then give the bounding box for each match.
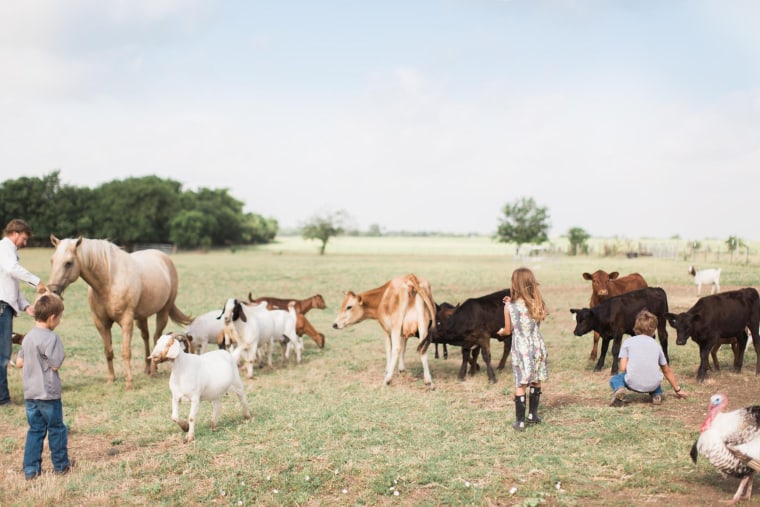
[389,486,395,491]
[240,481,245,486]
[393,491,400,496]
[465,481,470,487]
[305,475,310,481]
[509,487,518,495]
[220,490,226,497]
[266,475,271,481]
[237,502,243,506]
[555,481,561,490]
[342,488,348,494]
[272,489,279,494]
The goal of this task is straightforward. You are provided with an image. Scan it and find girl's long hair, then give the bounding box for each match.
[511,267,548,322]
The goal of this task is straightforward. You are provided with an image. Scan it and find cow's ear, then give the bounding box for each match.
[569,309,578,314]
[609,272,619,279]
[582,273,592,281]
[356,295,363,305]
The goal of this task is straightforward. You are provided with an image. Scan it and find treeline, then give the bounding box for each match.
[0,171,277,250]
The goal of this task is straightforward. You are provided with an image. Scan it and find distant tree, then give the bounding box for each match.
[495,197,550,255]
[242,213,278,244]
[567,227,590,256]
[301,210,348,255]
[726,235,746,263]
[367,223,383,237]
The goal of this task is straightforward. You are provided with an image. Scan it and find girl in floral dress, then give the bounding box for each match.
[497,267,548,431]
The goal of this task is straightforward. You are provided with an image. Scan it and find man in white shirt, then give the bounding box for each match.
[0,219,44,406]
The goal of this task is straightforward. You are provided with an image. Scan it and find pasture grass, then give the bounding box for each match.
[2,237,760,506]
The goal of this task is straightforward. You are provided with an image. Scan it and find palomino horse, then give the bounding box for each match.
[48,236,192,389]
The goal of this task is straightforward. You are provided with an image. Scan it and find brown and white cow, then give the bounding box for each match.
[582,270,648,361]
[332,273,436,386]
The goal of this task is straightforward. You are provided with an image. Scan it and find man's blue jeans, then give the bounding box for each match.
[609,373,663,396]
[0,301,13,405]
[23,398,70,477]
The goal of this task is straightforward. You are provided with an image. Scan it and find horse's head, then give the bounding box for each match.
[47,235,84,296]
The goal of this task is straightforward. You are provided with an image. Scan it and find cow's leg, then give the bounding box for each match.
[657,318,669,363]
[443,343,448,360]
[497,338,510,370]
[734,333,749,373]
[416,334,433,385]
[459,348,470,380]
[384,330,403,385]
[434,344,440,359]
[481,340,496,384]
[697,341,713,383]
[397,335,408,374]
[594,336,611,372]
[710,342,720,371]
[469,346,481,375]
[749,317,760,376]
[609,334,623,375]
[382,332,393,381]
[590,331,600,361]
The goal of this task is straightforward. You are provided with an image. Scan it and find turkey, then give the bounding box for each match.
[691,393,760,505]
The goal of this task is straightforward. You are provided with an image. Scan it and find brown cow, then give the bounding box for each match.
[332,274,436,386]
[248,293,326,349]
[582,270,648,361]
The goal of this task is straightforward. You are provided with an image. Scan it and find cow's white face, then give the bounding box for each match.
[332,291,364,329]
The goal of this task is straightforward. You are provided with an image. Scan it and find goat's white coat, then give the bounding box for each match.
[689,265,721,295]
[148,333,251,443]
[222,299,275,378]
[269,302,303,364]
[185,310,225,354]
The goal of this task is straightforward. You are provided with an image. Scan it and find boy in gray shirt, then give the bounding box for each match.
[609,310,689,407]
[16,293,72,479]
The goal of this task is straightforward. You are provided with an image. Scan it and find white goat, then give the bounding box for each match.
[688,265,721,295]
[269,301,303,364]
[185,310,226,354]
[221,299,275,378]
[148,333,251,443]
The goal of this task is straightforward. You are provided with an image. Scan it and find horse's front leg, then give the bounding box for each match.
[93,317,116,384]
[136,318,152,375]
[118,316,136,389]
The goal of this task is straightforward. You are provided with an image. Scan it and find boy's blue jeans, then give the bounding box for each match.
[609,373,663,396]
[23,399,70,478]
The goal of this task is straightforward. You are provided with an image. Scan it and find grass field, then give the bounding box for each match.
[2,236,760,506]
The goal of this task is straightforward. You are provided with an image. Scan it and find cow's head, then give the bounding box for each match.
[665,311,694,345]
[332,291,365,329]
[582,270,619,298]
[435,302,458,329]
[569,308,596,336]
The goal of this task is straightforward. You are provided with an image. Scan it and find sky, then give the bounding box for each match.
[1,1,759,240]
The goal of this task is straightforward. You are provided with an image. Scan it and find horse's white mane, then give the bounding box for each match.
[77,238,125,271]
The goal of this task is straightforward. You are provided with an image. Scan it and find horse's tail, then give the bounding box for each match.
[170,305,193,326]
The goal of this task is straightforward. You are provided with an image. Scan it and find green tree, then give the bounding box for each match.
[92,176,183,249]
[301,210,348,255]
[241,213,278,244]
[495,197,551,255]
[567,227,590,256]
[169,210,214,249]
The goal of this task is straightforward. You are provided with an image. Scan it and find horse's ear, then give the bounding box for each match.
[50,234,59,247]
[75,236,83,247]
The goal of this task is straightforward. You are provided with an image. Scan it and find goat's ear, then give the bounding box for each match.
[248,291,254,302]
[166,336,183,359]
